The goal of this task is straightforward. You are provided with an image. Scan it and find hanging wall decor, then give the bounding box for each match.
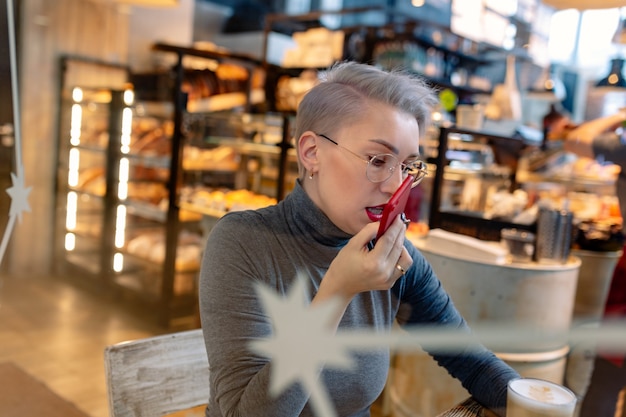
[0,0,31,266]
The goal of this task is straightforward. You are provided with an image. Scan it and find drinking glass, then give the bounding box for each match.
[507,377,576,417]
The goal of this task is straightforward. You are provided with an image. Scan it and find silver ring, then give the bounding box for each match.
[396,264,406,275]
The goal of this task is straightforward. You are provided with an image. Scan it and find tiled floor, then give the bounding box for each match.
[0,272,623,417]
[0,273,167,417]
[0,272,385,417]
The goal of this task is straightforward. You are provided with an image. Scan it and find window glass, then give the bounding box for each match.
[578,8,621,76]
[549,7,621,79]
[548,9,579,64]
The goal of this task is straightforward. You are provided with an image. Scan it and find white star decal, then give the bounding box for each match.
[249,276,626,417]
[6,169,31,223]
[1,0,27,267]
[250,275,353,417]
[0,170,30,265]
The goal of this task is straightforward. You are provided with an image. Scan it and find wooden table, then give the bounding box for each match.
[436,397,499,417]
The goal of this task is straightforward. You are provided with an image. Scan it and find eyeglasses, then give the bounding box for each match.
[317,133,427,188]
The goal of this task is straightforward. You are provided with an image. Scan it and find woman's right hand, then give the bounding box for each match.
[316,214,412,304]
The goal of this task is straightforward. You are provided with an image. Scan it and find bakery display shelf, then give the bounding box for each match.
[126,175,169,187]
[64,228,104,250]
[153,42,261,66]
[429,126,532,242]
[182,165,238,175]
[125,152,171,169]
[179,201,225,219]
[201,135,269,148]
[523,172,616,188]
[121,200,202,224]
[202,136,298,160]
[68,192,106,209]
[66,224,103,240]
[134,101,174,119]
[72,143,107,153]
[206,137,279,155]
[68,186,106,200]
[71,206,105,219]
[56,64,202,327]
[124,45,295,326]
[422,76,492,97]
[122,199,168,222]
[193,89,265,114]
[122,215,166,231]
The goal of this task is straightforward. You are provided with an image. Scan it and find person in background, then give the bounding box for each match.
[563,110,626,417]
[564,110,626,316]
[199,61,519,417]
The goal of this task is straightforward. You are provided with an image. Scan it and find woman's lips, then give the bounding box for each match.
[366,205,384,222]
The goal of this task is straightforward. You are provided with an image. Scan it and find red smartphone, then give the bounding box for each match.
[375,175,413,242]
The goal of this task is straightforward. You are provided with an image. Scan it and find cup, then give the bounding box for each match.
[534,207,574,264]
[501,228,535,263]
[507,377,576,417]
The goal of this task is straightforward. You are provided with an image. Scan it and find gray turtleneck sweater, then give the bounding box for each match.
[199,181,519,417]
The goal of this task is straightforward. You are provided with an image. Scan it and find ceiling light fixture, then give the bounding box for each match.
[541,0,625,10]
[114,0,178,7]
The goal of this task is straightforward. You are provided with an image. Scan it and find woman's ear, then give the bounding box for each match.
[298,131,319,173]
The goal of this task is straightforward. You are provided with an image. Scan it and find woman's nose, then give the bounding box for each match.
[381,166,404,194]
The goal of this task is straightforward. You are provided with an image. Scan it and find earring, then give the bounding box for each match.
[308,172,314,179]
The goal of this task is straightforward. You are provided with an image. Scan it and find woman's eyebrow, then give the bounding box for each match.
[369,138,420,158]
[369,138,399,154]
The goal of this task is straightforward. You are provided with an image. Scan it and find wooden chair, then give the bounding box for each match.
[104,328,488,417]
[104,329,209,417]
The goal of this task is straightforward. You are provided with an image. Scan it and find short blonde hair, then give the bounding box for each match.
[295,61,437,143]
[293,61,437,178]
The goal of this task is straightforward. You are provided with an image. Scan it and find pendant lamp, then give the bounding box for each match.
[596,58,626,88]
[596,14,626,88]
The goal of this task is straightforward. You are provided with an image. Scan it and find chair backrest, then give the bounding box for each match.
[104,328,210,417]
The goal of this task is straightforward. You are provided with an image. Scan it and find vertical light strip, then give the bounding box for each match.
[120,107,133,154]
[70,87,83,147]
[113,252,124,272]
[123,89,134,106]
[72,87,84,102]
[68,148,80,187]
[64,233,76,251]
[115,204,127,248]
[118,157,129,200]
[63,88,84,254]
[65,191,77,230]
[69,104,83,146]
[112,89,134,274]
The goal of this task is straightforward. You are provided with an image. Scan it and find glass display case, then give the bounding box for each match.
[56,46,299,327]
[56,86,203,327]
[427,126,534,241]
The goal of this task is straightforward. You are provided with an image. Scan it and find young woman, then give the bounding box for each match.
[199,61,519,417]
